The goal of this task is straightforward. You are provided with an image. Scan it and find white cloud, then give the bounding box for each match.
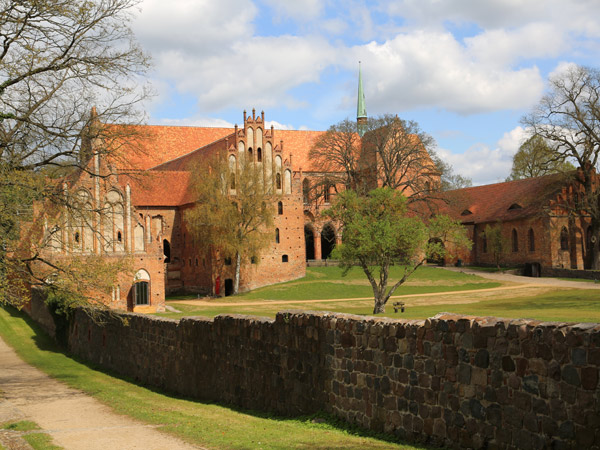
[134,0,257,55]
[352,31,545,115]
[265,120,296,130]
[147,34,336,112]
[438,126,528,185]
[465,24,568,68]
[262,0,324,22]
[156,116,235,127]
[384,0,600,34]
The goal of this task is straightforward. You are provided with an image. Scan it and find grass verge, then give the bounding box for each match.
[0,305,429,450]
[0,420,62,450]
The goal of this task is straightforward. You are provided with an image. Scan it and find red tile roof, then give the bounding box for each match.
[273,129,326,172]
[111,125,233,170]
[118,171,194,207]
[110,124,329,173]
[441,173,567,224]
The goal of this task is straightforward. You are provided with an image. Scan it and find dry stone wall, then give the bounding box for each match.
[66,309,600,449]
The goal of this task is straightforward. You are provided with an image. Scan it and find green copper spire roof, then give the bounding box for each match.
[357,61,367,119]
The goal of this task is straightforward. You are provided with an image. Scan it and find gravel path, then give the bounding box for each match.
[0,336,201,450]
[172,268,600,308]
[440,266,600,289]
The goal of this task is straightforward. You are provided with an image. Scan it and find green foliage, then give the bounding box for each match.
[483,223,508,269]
[0,0,150,306]
[507,135,575,181]
[328,188,427,269]
[326,188,470,313]
[186,156,277,294]
[45,290,80,346]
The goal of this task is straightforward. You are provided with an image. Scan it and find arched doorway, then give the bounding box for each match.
[321,224,336,260]
[224,279,234,296]
[304,225,315,260]
[129,269,151,310]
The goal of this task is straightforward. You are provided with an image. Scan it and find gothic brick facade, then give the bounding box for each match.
[34,106,599,314]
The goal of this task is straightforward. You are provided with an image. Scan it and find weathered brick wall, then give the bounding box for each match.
[67,310,600,449]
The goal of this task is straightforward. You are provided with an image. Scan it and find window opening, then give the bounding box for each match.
[560,227,569,250]
[528,228,535,252]
[135,281,149,305]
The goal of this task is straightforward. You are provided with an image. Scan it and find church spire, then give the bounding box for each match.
[357,61,367,137]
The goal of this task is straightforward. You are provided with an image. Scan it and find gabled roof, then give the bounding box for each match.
[441,173,568,224]
[113,125,233,170]
[110,124,329,173]
[118,171,194,207]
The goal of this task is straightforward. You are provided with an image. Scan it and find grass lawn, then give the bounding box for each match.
[0,306,430,450]
[159,266,600,323]
[0,421,61,450]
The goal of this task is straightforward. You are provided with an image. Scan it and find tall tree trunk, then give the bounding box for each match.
[234,251,241,294]
[373,297,386,314]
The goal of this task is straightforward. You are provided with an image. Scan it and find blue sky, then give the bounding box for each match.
[131,0,600,185]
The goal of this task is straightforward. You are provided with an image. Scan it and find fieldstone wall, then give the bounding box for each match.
[66,309,600,449]
[541,266,600,281]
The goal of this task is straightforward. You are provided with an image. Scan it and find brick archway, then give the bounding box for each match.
[304,225,315,260]
[321,224,336,260]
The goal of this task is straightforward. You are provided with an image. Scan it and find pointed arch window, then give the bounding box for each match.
[528,228,535,252]
[275,228,280,244]
[257,148,262,162]
[560,227,569,250]
[276,173,282,190]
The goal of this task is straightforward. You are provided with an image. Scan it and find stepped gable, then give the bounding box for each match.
[443,173,567,224]
[114,125,233,170]
[143,127,328,173]
[119,170,194,207]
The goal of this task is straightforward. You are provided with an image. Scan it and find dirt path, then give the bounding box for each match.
[0,336,201,450]
[173,283,546,307]
[172,269,600,308]
[441,266,600,289]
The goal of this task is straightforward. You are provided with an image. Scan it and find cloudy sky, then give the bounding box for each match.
[131,0,600,185]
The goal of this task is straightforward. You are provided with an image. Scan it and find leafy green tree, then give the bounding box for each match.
[482,223,508,270]
[507,135,575,181]
[186,157,277,295]
[326,188,471,314]
[0,0,150,305]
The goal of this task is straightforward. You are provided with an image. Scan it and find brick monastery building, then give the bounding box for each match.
[39,74,598,313]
